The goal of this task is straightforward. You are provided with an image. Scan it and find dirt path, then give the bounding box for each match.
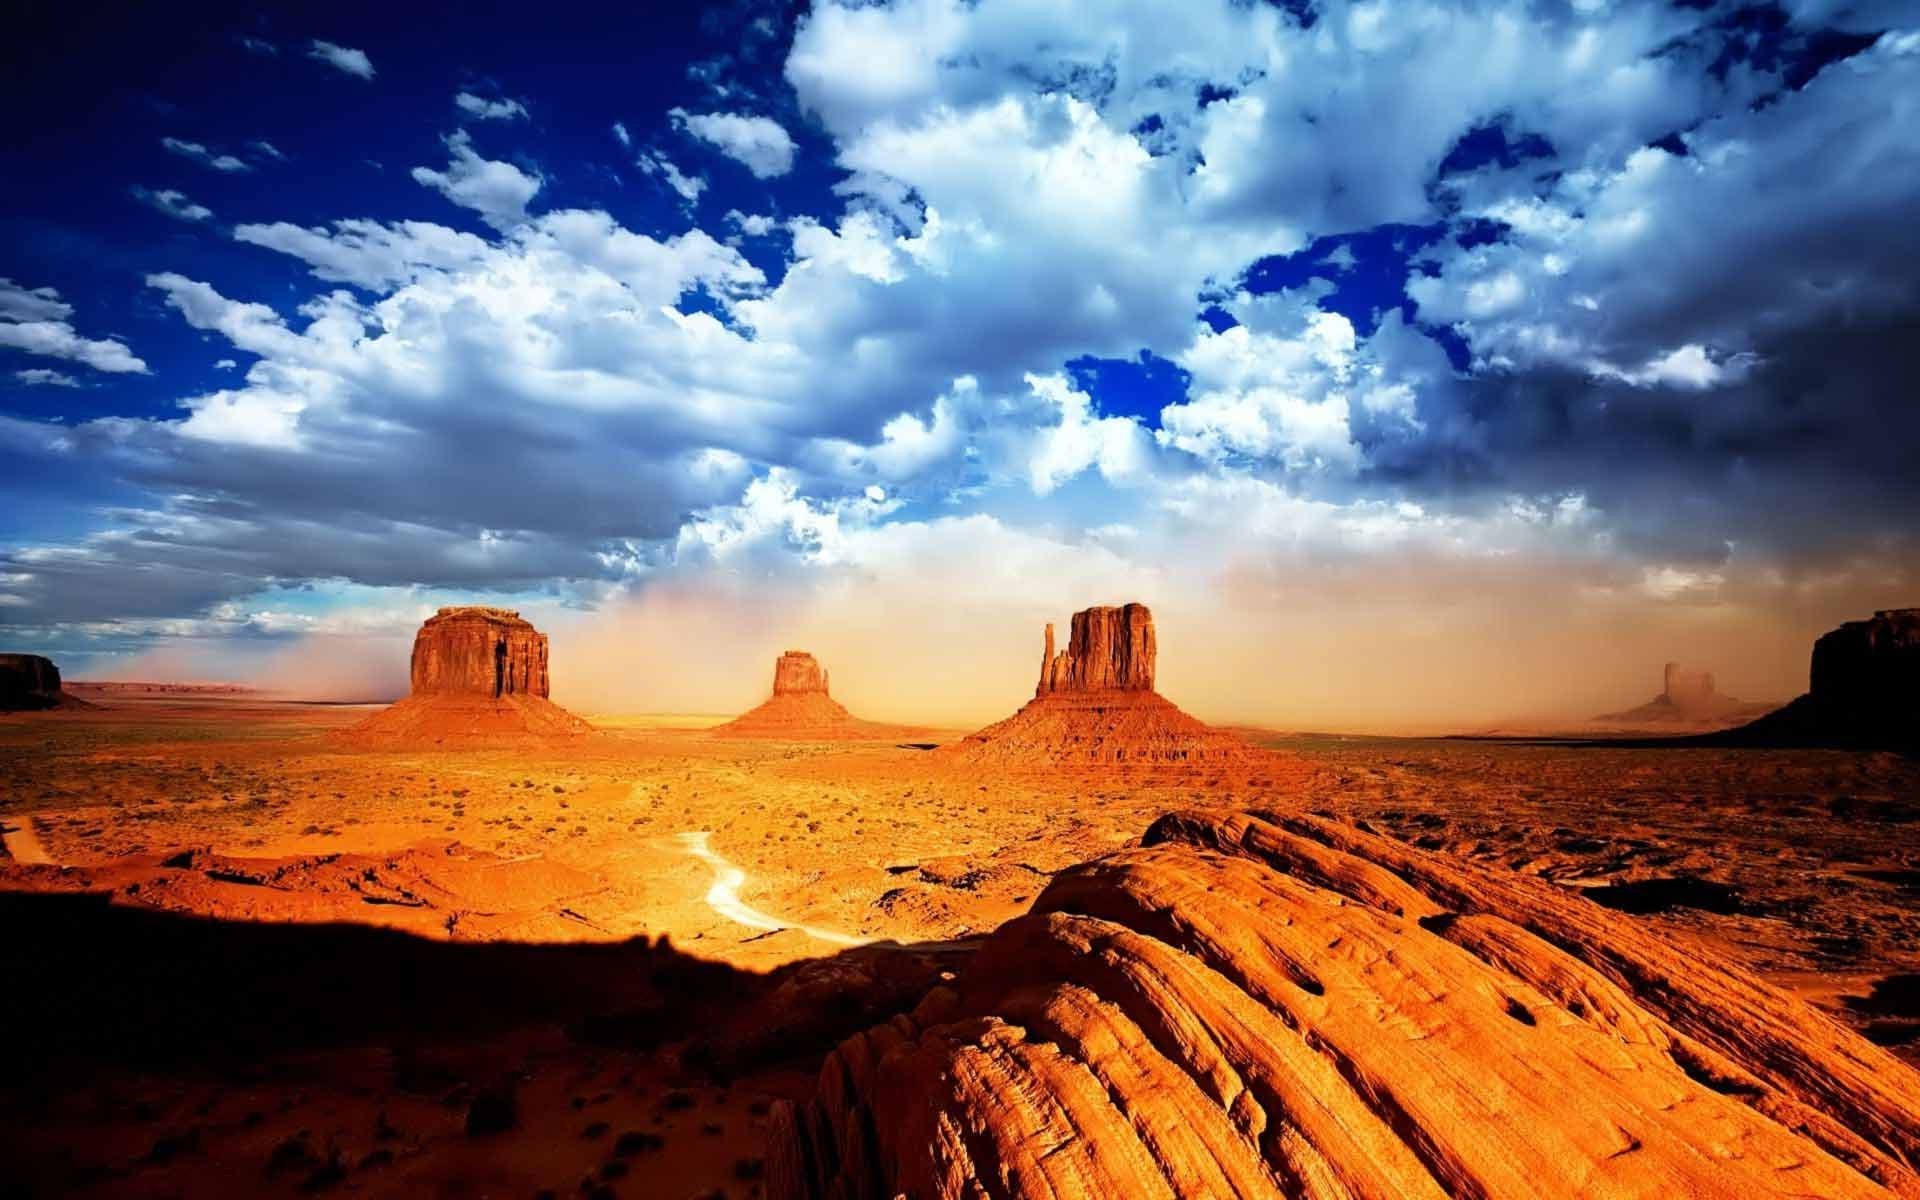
[675,831,868,948]
[0,814,53,865]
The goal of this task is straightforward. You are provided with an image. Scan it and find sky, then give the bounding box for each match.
[1,0,1916,729]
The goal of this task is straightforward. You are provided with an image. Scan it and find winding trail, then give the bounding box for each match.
[0,814,54,865]
[675,831,868,947]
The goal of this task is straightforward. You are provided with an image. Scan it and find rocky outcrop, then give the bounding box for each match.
[1037,604,1156,696]
[773,650,831,697]
[410,607,550,698]
[0,654,84,711]
[948,605,1247,764]
[1594,661,1773,727]
[771,810,1920,1199]
[713,651,903,740]
[1717,608,1919,749]
[338,608,589,747]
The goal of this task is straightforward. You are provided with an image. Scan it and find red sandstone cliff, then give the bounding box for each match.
[713,651,903,740]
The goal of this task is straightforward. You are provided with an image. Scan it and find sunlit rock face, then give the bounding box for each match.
[772,651,830,697]
[769,810,1920,1200]
[1036,603,1157,697]
[0,653,65,711]
[409,607,550,699]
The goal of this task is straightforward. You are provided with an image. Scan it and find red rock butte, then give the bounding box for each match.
[1716,606,1920,749]
[338,607,591,747]
[0,652,87,711]
[947,604,1250,764]
[769,809,1920,1199]
[712,650,898,740]
[1593,660,1773,727]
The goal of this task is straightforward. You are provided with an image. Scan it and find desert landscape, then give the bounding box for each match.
[3,603,1917,1198]
[6,4,1920,1197]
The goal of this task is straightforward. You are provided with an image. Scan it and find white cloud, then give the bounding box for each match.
[612,121,632,148]
[252,140,286,161]
[1025,372,1152,494]
[14,369,81,387]
[308,40,374,79]
[0,279,147,375]
[455,92,529,121]
[239,36,276,56]
[410,130,542,229]
[726,210,776,237]
[670,108,797,177]
[132,186,213,223]
[162,137,251,173]
[637,152,706,204]
[234,218,493,289]
[214,359,238,370]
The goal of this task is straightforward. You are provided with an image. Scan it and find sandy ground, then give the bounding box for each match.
[1,697,1916,1198]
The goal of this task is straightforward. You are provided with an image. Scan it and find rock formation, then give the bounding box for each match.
[1717,608,1920,749]
[338,607,590,747]
[409,606,551,698]
[1593,660,1774,727]
[947,605,1248,764]
[0,654,86,711]
[770,809,1920,1199]
[712,651,899,740]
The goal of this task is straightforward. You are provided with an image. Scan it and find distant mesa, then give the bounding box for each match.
[338,607,592,747]
[946,603,1250,764]
[769,809,1920,1198]
[1716,607,1920,749]
[712,650,900,740]
[1592,661,1774,728]
[0,653,88,711]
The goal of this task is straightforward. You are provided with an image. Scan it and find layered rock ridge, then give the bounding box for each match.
[770,809,1920,1199]
[948,604,1248,764]
[339,607,590,747]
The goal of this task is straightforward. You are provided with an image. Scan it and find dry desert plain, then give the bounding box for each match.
[2,611,1920,1198]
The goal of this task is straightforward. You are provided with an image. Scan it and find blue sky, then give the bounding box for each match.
[1,0,1915,722]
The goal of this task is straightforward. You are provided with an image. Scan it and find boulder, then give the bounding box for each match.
[0,653,83,711]
[770,810,1920,1199]
[948,605,1248,765]
[409,607,550,698]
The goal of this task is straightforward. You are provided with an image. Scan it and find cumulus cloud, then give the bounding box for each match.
[637,151,706,203]
[308,39,374,79]
[410,130,542,229]
[670,108,797,177]
[13,368,81,387]
[455,91,528,121]
[161,137,251,172]
[131,185,213,223]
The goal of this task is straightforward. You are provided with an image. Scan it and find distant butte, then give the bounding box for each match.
[0,653,88,711]
[338,607,591,747]
[947,604,1250,764]
[711,650,901,740]
[1716,607,1920,749]
[1593,661,1774,728]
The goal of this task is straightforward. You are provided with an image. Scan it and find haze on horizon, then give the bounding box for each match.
[2,0,1915,733]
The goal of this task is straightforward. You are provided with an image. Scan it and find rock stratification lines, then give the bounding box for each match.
[948,604,1249,765]
[770,809,1920,1199]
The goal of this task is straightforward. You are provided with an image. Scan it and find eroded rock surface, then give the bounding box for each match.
[771,810,1920,1199]
[410,606,551,698]
[950,605,1247,764]
[773,650,831,696]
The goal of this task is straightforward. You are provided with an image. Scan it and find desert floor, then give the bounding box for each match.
[2,697,1916,1198]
